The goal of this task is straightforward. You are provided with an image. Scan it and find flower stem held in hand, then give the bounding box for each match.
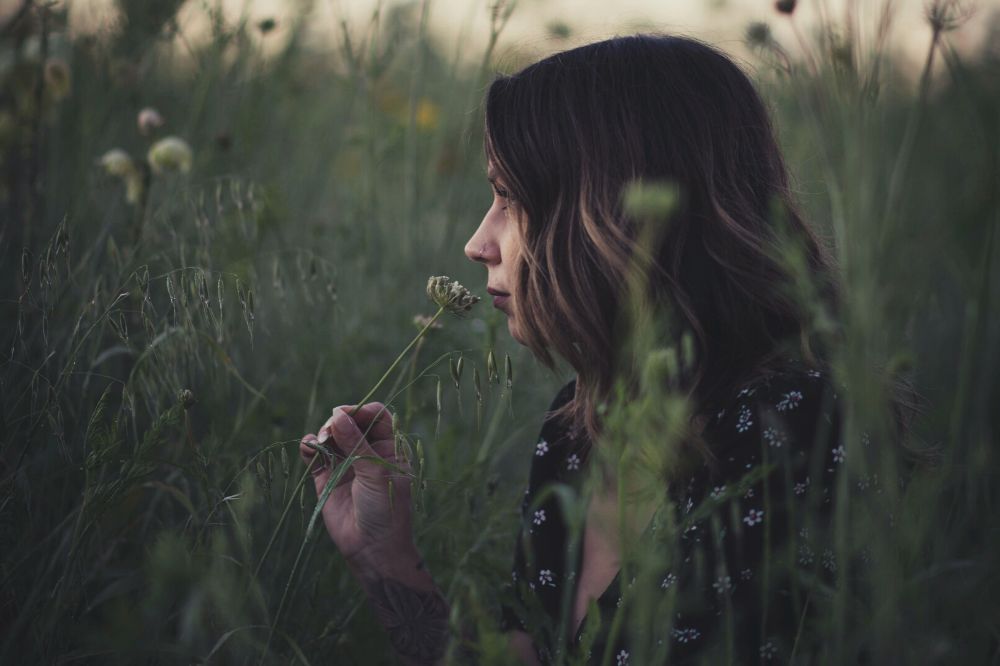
[349,276,479,418]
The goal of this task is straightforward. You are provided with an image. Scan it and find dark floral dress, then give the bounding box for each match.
[499,360,866,665]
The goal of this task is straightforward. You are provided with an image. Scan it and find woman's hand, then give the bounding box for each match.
[299,402,415,568]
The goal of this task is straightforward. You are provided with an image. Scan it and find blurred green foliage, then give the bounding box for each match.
[0,0,998,664]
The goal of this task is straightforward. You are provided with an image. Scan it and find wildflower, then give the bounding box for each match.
[98,149,136,178]
[137,107,165,135]
[147,136,193,174]
[426,275,480,315]
[98,149,144,204]
[177,389,195,409]
[415,98,440,131]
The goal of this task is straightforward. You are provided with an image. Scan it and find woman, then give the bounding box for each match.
[300,34,903,665]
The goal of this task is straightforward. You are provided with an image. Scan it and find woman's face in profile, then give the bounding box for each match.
[464,161,524,344]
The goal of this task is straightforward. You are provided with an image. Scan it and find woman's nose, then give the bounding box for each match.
[464,228,495,264]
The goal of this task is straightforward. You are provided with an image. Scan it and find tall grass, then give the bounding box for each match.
[0,1,998,664]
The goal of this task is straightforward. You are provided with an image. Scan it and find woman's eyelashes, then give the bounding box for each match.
[491,183,515,210]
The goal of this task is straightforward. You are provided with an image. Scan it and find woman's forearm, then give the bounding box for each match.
[348,547,451,666]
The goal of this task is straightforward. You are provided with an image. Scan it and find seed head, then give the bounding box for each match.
[147,136,193,174]
[426,275,480,315]
[178,388,196,409]
[925,0,974,34]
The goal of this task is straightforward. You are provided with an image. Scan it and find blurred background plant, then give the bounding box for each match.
[0,0,998,663]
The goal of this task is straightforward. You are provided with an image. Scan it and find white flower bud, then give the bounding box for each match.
[147,136,193,174]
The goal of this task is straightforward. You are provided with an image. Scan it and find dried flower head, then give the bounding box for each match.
[147,136,193,174]
[137,107,165,135]
[926,0,974,34]
[426,275,480,315]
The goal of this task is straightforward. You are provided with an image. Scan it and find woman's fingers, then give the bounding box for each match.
[299,434,329,476]
[351,402,394,441]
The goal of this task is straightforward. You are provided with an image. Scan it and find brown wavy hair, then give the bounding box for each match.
[484,34,864,450]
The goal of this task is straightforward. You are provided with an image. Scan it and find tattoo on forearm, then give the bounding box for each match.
[367,577,450,665]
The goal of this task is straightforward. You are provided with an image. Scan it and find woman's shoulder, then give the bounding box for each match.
[700,359,844,476]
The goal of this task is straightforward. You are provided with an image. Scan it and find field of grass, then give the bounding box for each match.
[1,1,999,664]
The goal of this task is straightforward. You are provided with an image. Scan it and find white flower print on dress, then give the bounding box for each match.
[736,404,753,433]
[807,369,822,378]
[760,640,779,659]
[616,649,630,665]
[740,567,753,581]
[672,627,701,643]
[715,407,726,422]
[737,385,757,398]
[862,431,871,447]
[794,476,810,495]
[533,509,546,525]
[822,549,837,572]
[762,426,787,448]
[710,485,726,500]
[712,575,733,595]
[743,508,764,526]
[566,453,580,470]
[744,487,755,499]
[535,439,549,456]
[538,569,556,587]
[832,445,846,463]
[660,573,677,589]
[776,390,803,412]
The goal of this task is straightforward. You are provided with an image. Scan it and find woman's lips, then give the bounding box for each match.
[492,294,510,308]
